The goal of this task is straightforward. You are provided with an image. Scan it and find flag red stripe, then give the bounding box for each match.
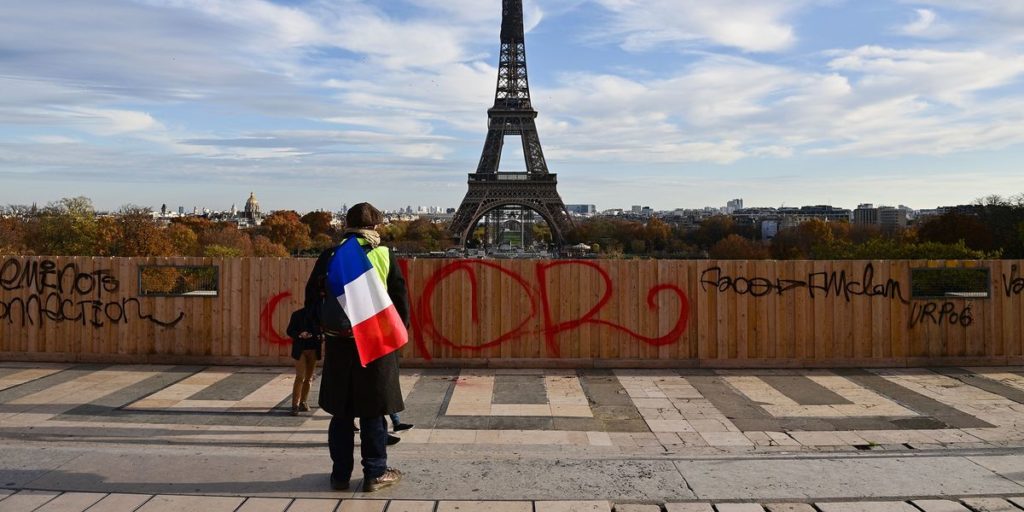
[353,305,408,366]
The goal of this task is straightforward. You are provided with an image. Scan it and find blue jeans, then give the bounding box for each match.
[389,413,400,426]
[328,414,387,482]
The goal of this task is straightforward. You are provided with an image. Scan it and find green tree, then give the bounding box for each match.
[200,225,253,256]
[109,205,174,257]
[23,196,101,255]
[0,217,27,254]
[917,212,995,252]
[166,224,200,256]
[691,216,737,249]
[710,234,771,259]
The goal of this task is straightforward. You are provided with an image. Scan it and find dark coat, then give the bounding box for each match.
[286,308,322,361]
[304,238,411,418]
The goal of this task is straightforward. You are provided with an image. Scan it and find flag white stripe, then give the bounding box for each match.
[337,267,394,325]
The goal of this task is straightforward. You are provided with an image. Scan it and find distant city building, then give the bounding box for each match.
[566,204,597,217]
[726,198,744,214]
[631,205,642,214]
[853,203,906,232]
[244,192,261,223]
[854,204,879,226]
[761,219,780,240]
[877,206,907,233]
[797,205,852,222]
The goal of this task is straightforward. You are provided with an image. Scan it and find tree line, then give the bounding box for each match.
[567,194,1024,260]
[1,194,1022,259]
[0,197,450,257]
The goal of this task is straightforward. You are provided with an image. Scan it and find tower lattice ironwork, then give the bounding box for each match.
[449,0,573,248]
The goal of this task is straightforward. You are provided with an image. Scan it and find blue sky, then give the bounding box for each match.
[1,0,1023,213]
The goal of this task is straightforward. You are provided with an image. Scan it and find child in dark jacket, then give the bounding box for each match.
[286,307,323,415]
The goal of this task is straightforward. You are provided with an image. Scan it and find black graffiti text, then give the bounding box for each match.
[1004,265,1024,298]
[0,258,118,299]
[909,302,973,328]
[701,263,909,304]
[699,267,806,297]
[807,264,910,304]
[0,292,185,328]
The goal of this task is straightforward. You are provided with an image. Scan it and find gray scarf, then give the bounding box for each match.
[344,228,381,248]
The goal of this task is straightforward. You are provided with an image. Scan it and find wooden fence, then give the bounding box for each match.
[1,255,1022,367]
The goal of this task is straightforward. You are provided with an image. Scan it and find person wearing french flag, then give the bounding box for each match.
[304,202,411,493]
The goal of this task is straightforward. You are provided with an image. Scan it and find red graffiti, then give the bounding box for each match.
[415,260,689,358]
[416,260,539,354]
[259,291,292,346]
[536,261,689,357]
[398,259,433,360]
[260,260,691,359]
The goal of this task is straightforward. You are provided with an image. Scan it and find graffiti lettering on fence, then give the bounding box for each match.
[0,292,184,328]
[1,258,117,297]
[909,302,973,328]
[259,291,293,346]
[700,263,910,304]
[536,261,689,357]
[1004,265,1024,298]
[414,260,689,359]
[263,260,691,360]
[698,263,987,329]
[0,257,185,328]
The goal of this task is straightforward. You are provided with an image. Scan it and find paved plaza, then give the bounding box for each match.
[4,363,1024,510]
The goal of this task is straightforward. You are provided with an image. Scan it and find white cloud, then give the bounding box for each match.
[588,0,808,52]
[1,0,1023,210]
[827,46,1024,106]
[902,1,1024,42]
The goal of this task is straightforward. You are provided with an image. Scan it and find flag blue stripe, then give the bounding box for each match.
[326,237,374,298]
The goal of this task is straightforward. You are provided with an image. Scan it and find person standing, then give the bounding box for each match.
[286,307,322,415]
[305,202,410,493]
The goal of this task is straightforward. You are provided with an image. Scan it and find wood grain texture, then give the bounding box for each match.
[1,256,1020,367]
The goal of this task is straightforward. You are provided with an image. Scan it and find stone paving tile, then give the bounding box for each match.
[1006,498,1024,510]
[535,501,611,512]
[715,504,765,512]
[0,367,67,392]
[384,501,436,512]
[135,494,246,512]
[763,504,816,512]
[85,493,154,512]
[665,504,714,512]
[699,432,755,447]
[436,501,532,512]
[0,490,60,511]
[912,500,973,512]
[11,363,1024,453]
[33,491,105,512]
[816,501,918,512]
[287,498,341,511]
[237,497,294,512]
[960,498,1019,512]
[613,505,661,512]
[586,431,613,446]
[337,499,388,512]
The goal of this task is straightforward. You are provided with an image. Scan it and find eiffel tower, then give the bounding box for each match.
[449,0,573,248]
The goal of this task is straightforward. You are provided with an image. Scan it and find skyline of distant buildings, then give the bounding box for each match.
[3,191,988,237]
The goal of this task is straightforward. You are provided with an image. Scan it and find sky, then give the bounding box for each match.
[1,0,1023,213]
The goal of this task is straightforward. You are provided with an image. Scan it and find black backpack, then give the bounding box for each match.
[316,242,375,333]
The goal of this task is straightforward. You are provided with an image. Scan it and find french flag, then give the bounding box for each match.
[326,237,408,366]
